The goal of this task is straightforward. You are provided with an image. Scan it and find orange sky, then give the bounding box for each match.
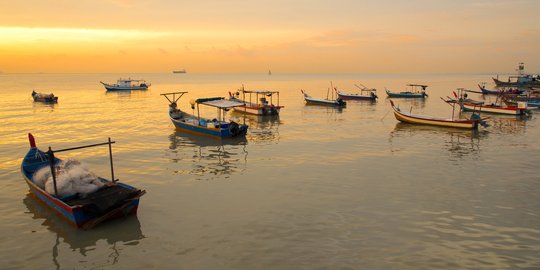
[1,0,539,73]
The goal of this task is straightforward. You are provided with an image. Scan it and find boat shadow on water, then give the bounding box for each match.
[389,122,485,159]
[104,89,149,99]
[23,193,145,269]
[167,132,248,179]
[231,112,282,143]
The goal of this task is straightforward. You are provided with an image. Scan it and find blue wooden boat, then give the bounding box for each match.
[162,92,248,139]
[32,90,58,103]
[478,84,522,95]
[21,134,145,229]
[492,63,540,88]
[385,84,428,98]
[301,89,346,107]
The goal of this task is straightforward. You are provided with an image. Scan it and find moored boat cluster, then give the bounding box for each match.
[23,63,539,228]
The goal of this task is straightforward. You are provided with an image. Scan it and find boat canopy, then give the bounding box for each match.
[407,84,428,89]
[240,90,279,95]
[197,97,245,108]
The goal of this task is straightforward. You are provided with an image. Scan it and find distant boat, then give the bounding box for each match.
[268,70,272,75]
[301,89,346,107]
[385,84,428,98]
[336,83,378,101]
[173,69,187,74]
[493,63,540,87]
[390,100,487,129]
[161,92,249,139]
[229,86,283,115]
[100,78,150,91]
[21,133,145,229]
[32,90,58,103]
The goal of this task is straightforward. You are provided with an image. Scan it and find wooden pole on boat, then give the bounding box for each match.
[47,147,59,197]
[108,137,116,182]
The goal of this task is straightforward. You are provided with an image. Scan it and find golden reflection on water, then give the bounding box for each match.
[23,193,144,269]
[167,132,248,179]
[3,73,540,269]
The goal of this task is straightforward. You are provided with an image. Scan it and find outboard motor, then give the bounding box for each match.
[229,121,240,137]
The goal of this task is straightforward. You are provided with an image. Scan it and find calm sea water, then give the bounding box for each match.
[1,73,539,269]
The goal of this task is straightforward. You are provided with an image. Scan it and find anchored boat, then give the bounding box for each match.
[493,63,540,88]
[32,90,58,103]
[478,84,522,95]
[385,84,428,98]
[100,78,150,91]
[229,87,283,115]
[301,89,346,107]
[161,92,249,139]
[390,100,487,129]
[336,83,378,101]
[20,134,145,229]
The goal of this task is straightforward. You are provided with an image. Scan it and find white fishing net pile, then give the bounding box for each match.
[33,159,104,197]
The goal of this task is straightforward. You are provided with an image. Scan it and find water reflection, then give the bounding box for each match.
[32,101,56,112]
[167,132,248,179]
[104,89,149,99]
[483,114,529,135]
[23,193,144,269]
[390,123,483,159]
[384,98,426,109]
[240,114,282,143]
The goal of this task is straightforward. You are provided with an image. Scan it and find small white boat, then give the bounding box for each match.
[100,78,150,91]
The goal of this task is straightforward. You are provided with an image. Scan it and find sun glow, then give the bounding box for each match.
[0,26,171,44]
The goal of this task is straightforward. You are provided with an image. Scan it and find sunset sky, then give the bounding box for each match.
[1,0,539,73]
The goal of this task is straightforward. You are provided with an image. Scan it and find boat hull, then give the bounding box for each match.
[337,93,376,101]
[21,148,143,228]
[233,105,282,115]
[386,90,426,98]
[304,97,345,107]
[493,77,540,88]
[103,85,149,91]
[170,116,248,139]
[33,96,58,103]
[461,103,527,115]
[478,85,522,95]
[391,101,481,129]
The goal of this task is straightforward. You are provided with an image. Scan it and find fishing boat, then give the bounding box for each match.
[301,89,346,107]
[336,83,378,101]
[442,88,484,105]
[229,87,283,115]
[493,63,540,87]
[478,84,522,95]
[390,100,487,129]
[385,84,428,98]
[446,88,530,115]
[20,134,146,229]
[100,78,150,91]
[173,69,187,74]
[161,92,249,139]
[461,102,530,115]
[32,90,58,103]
